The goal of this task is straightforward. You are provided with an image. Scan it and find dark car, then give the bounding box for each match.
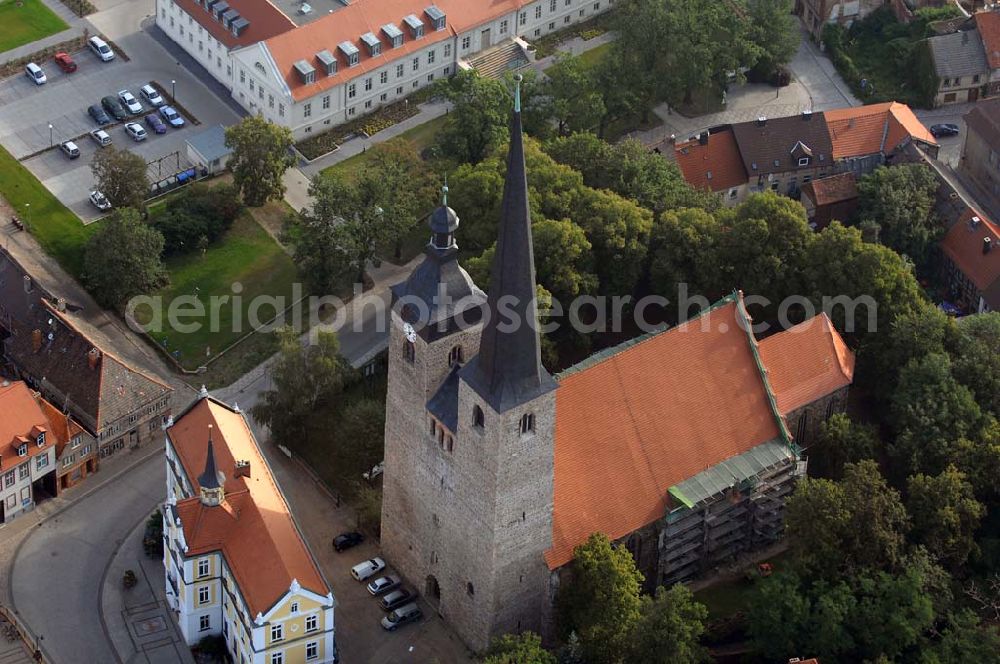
[101,95,127,121]
[379,588,414,612]
[54,52,76,73]
[88,104,111,125]
[145,113,167,134]
[332,531,364,552]
[930,123,960,138]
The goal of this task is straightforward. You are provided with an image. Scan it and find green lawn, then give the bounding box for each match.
[321,114,447,182]
[577,41,612,70]
[0,146,96,277]
[0,0,69,52]
[133,213,299,371]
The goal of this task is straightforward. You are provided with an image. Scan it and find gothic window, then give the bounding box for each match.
[467,581,474,596]
[519,413,535,435]
[437,427,445,446]
[446,435,453,453]
[472,405,485,429]
[796,411,808,442]
[825,397,836,419]
[430,419,437,436]
[626,533,642,564]
[403,340,415,363]
[448,345,463,366]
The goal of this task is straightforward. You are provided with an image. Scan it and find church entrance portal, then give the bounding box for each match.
[425,575,441,610]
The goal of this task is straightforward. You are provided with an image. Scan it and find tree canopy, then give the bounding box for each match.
[83,208,166,311]
[225,115,295,207]
[857,163,940,267]
[90,146,150,211]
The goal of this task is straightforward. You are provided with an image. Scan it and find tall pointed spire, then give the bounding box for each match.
[198,425,224,506]
[462,75,556,412]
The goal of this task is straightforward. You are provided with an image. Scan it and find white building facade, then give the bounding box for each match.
[156,0,615,138]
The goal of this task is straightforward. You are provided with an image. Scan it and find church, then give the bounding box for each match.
[380,83,855,652]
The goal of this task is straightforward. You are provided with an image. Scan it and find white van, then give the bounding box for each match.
[88,36,115,62]
[24,63,46,85]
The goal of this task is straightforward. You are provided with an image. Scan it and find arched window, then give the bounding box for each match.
[429,419,437,437]
[796,411,808,442]
[446,435,454,453]
[448,345,463,366]
[403,339,415,363]
[519,413,535,435]
[472,405,485,429]
[467,581,475,596]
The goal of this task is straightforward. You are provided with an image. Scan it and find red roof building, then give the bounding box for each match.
[940,207,1000,312]
[674,128,749,205]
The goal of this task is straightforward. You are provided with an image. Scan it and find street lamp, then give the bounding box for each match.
[48,123,53,148]
[171,79,176,100]
[24,203,29,227]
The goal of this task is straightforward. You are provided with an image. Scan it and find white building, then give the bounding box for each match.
[163,394,336,664]
[0,381,61,524]
[156,0,614,138]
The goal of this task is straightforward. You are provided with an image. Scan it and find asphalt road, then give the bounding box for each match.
[10,453,165,664]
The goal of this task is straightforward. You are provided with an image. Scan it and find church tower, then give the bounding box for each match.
[198,425,225,507]
[381,78,558,651]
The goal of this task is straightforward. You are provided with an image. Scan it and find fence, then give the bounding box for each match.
[0,604,51,663]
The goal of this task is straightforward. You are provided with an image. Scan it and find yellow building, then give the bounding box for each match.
[163,394,336,664]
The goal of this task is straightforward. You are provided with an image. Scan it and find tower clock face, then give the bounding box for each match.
[403,322,417,343]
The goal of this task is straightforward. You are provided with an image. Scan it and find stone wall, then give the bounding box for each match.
[785,386,850,448]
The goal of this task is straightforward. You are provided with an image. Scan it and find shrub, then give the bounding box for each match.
[153,183,243,255]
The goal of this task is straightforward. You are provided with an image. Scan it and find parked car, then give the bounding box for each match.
[89,190,111,210]
[380,603,422,631]
[333,531,364,552]
[140,84,164,107]
[124,122,147,142]
[159,105,184,128]
[88,36,115,61]
[59,141,80,159]
[88,104,111,125]
[24,63,46,85]
[145,113,167,134]
[118,89,142,115]
[53,52,76,73]
[930,123,960,138]
[366,575,401,596]
[379,588,414,612]
[101,95,127,121]
[350,557,385,581]
[89,128,112,146]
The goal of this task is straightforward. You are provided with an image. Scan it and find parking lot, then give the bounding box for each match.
[0,28,241,222]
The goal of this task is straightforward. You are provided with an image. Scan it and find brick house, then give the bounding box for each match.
[801,172,859,228]
[673,127,750,206]
[959,98,1000,213]
[940,207,1000,313]
[0,247,173,462]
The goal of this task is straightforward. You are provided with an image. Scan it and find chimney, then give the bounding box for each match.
[23,275,31,293]
[699,130,710,145]
[802,109,812,121]
[971,215,981,228]
[31,329,42,353]
[87,348,101,370]
[234,460,251,478]
[984,237,993,254]
[56,298,66,312]
[756,116,767,127]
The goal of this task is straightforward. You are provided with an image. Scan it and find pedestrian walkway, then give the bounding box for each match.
[101,517,195,664]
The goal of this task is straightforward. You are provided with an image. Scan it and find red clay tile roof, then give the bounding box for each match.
[174,0,295,50]
[941,207,1000,303]
[824,102,936,159]
[0,381,63,470]
[546,297,783,569]
[674,129,748,192]
[758,314,855,414]
[976,11,1000,70]
[265,0,522,102]
[801,172,858,207]
[170,397,329,616]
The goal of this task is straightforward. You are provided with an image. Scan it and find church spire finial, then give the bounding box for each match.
[441,176,449,207]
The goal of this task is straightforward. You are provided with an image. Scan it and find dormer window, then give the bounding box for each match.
[382,23,403,48]
[472,405,485,429]
[425,5,446,30]
[36,432,45,446]
[294,60,316,85]
[339,41,360,67]
[361,32,381,57]
[798,156,810,166]
[17,444,27,457]
[520,413,535,435]
[290,602,299,613]
[316,50,337,76]
[404,14,424,39]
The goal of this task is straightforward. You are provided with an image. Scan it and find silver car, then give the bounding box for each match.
[350,557,385,581]
[118,89,143,115]
[380,603,422,631]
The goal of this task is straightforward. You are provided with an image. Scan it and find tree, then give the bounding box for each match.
[807,413,880,480]
[484,632,557,664]
[923,610,1000,663]
[629,585,709,664]
[890,352,982,477]
[225,115,294,207]
[951,313,1000,418]
[83,209,166,311]
[649,207,724,305]
[354,483,382,532]
[860,300,954,398]
[746,0,800,78]
[153,183,243,255]
[336,398,385,484]
[857,163,940,266]
[556,533,643,664]
[747,572,816,660]
[250,327,350,447]
[571,187,652,296]
[907,465,985,570]
[846,566,935,660]
[543,54,606,136]
[435,70,510,164]
[90,146,149,210]
[784,476,852,579]
[532,218,598,304]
